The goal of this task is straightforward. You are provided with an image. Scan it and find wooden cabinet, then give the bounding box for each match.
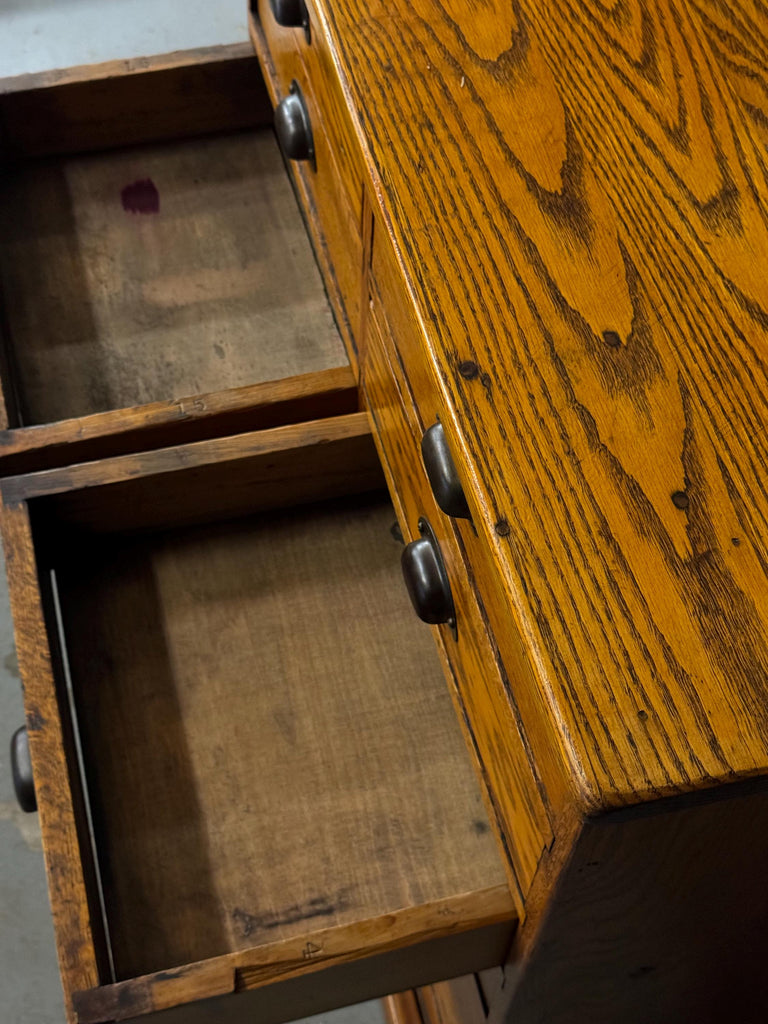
[250,2,768,1023]
[6,2,768,1022]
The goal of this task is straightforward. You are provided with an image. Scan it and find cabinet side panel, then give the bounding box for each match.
[504,785,768,1024]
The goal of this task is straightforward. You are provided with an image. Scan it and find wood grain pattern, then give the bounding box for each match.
[0,128,347,427]
[688,1,768,146]
[301,0,367,224]
[0,366,358,475]
[75,891,514,1024]
[1,413,383,534]
[53,495,508,976]
[78,892,512,1024]
[369,213,573,820]
[249,9,367,370]
[0,44,271,159]
[307,0,768,815]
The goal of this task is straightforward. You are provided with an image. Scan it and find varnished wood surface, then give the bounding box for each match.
[307,0,768,813]
[249,8,366,371]
[0,127,346,425]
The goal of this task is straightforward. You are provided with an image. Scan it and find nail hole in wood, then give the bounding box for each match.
[459,360,479,380]
[603,330,622,348]
[671,491,690,509]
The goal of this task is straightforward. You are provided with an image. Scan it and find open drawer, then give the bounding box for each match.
[0,45,355,473]
[1,410,515,1023]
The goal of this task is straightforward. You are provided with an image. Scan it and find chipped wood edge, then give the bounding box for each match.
[73,886,516,1024]
[0,42,257,96]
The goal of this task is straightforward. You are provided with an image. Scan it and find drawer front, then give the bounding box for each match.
[362,292,552,903]
[301,0,366,227]
[369,219,569,819]
[294,65,364,348]
[251,4,365,364]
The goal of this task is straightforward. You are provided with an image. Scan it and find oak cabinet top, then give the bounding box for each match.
[315,0,768,810]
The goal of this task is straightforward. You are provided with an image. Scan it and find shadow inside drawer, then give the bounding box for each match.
[51,494,503,980]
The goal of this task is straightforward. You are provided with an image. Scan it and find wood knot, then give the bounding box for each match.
[603,330,622,348]
[495,519,511,537]
[458,360,479,380]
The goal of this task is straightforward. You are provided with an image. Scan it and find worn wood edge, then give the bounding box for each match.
[0,411,373,504]
[0,499,101,1020]
[383,990,424,1024]
[0,366,357,474]
[72,886,515,1024]
[0,42,257,96]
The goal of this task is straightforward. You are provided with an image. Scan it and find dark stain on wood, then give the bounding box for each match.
[121,178,160,214]
[232,892,352,937]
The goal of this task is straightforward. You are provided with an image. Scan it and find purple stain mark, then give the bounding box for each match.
[121,178,159,214]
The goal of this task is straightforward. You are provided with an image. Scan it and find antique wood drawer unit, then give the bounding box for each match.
[7,1,768,1023]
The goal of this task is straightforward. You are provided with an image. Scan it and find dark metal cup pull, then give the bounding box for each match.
[269,0,307,27]
[274,82,314,163]
[11,726,37,814]
[268,0,310,39]
[421,421,471,520]
[401,518,456,630]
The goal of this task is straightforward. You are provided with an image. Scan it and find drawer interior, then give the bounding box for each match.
[43,488,508,983]
[0,125,347,427]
